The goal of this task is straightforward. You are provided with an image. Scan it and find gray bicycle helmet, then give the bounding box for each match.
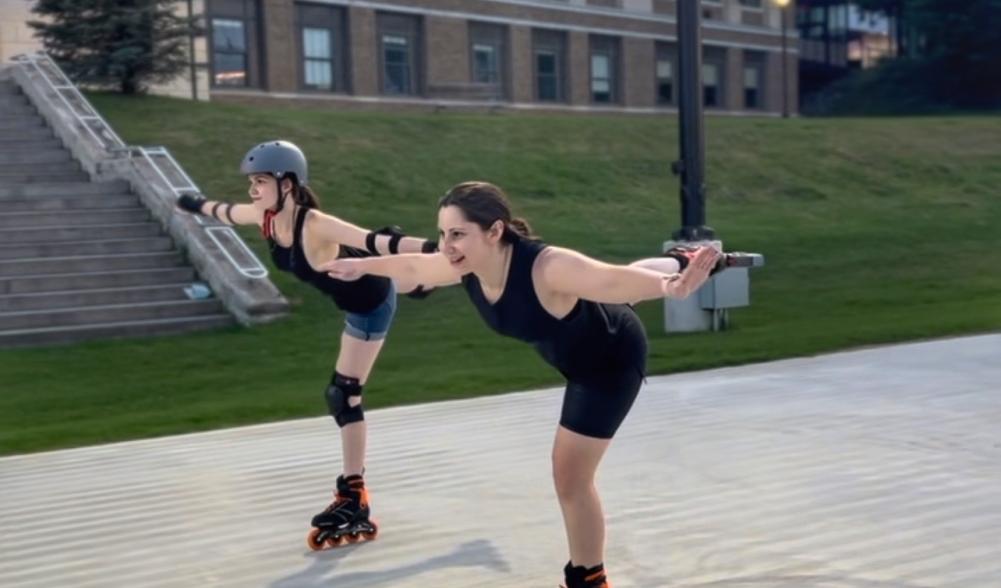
[239,140,309,186]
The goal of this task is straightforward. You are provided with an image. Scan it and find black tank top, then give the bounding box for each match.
[462,236,647,382]
[268,206,391,314]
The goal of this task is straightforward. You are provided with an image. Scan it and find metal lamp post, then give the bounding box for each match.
[775,0,791,118]
[664,1,766,334]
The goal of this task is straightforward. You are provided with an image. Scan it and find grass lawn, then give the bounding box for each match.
[1,95,999,455]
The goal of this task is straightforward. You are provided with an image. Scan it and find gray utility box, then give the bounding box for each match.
[699,267,750,309]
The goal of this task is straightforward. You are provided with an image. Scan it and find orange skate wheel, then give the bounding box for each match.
[343,533,360,544]
[325,535,346,548]
[306,528,325,551]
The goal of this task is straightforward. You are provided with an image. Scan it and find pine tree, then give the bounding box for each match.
[29,0,203,95]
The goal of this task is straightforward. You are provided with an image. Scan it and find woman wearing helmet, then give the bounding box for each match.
[176,140,436,550]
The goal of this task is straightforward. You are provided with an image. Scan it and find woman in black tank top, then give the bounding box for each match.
[322,181,721,588]
[176,141,438,551]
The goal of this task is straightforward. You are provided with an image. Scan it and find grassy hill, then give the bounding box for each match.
[2,94,999,455]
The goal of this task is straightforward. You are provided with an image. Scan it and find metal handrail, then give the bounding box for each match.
[11,52,268,280]
[12,52,127,151]
[138,146,268,279]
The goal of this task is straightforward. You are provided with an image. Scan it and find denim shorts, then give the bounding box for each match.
[343,282,397,341]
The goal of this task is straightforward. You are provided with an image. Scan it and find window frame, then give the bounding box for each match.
[207,0,261,90]
[655,41,677,107]
[532,29,567,103]
[296,3,349,93]
[589,35,620,105]
[377,13,423,96]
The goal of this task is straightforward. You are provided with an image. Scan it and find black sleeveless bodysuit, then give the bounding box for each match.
[462,235,647,438]
[268,206,392,314]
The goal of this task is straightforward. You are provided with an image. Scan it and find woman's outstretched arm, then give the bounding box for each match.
[176,194,261,226]
[320,253,462,288]
[307,211,434,256]
[537,246,719,305]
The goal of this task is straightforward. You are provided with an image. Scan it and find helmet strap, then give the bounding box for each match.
[270,175,288,213]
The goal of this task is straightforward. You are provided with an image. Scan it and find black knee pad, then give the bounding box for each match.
[325,372,364,427]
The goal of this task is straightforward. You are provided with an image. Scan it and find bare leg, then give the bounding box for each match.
[334,332,386,476]
[552,426,613,568]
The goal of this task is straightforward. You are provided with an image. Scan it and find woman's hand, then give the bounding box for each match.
[662,246,721,299]
[320,258,366,281]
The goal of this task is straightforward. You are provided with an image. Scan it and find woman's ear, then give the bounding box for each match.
[281,177,295,196]
[488,219,505,243]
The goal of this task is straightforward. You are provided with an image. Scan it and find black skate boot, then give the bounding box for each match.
[306,474,378,550]
[561,561,612,588]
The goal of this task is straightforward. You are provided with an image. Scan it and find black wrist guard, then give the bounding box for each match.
[177,193,207,214]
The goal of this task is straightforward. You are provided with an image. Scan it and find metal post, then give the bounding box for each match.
[781,4,789,118]
[187,0,198,101]
[672,0,715,242]
[664,0,717,334]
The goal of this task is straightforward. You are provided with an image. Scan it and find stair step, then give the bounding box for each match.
[0,82,21,95]
[0,138,63,152]
[0,127,52,142]
[0,149,71,165]
[2,193,139,213]
[0,180,129,198]
[0,314,235,348]
[0,160,79,174]
[0,283,194,312]
[0,236,174,260]
[0,169,88,182]
[0,251,183,277]
[0,94,28,105]
[0,298,225,331]
[0,266,197,295]
[0,222,163,243]
[0,207,149,228]
[0,118,45,131]
[0,104,36,117]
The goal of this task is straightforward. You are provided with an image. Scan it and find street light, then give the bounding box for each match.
[774,0,791,118]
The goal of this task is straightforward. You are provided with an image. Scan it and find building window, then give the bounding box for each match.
[703,62,721,107]
[537,51,559,101]
[744,51,766,109]
[208,0,260,88]
[303,29,332,89]
[212,19,247,86]
[738,0,763,8]
[743,65,761,108]
[590,35,620,104]
[533,29,566,103]
[377,13,421,96]
[469,22,507,99]
[297,4,347,92]
[472,44,498,84]
[655,42,676,106]
[383,35,412,94]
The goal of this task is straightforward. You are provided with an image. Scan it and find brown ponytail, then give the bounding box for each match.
[295,184,320,209]
[506,217,533,240]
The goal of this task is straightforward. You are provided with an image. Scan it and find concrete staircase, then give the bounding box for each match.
[0,79,234,347]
